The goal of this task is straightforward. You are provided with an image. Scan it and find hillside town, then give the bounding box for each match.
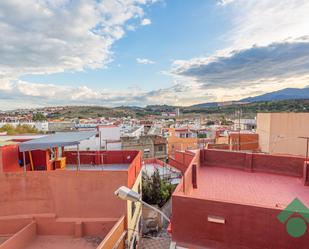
[1,0,309,248]
[0,109,309,249]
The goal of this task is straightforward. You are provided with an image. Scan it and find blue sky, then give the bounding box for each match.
[20,1,231,91]
[0,0,309,109]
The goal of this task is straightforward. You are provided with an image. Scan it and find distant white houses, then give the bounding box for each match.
[121,125,144,138]
[232,118,256,131]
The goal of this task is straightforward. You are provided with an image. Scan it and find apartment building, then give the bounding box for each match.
[257,112,309,156]
[121,134,167,161]
[167,128,198,157]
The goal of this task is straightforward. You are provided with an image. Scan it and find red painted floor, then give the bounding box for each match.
[23,236,101,249]
[189,166,309,208]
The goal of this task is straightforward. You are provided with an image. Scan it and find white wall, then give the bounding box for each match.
[67,126,122,151]
[99,126,121,141]
[257,113,309,156]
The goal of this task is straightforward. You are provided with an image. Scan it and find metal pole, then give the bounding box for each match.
[23,152,26,172]
[77,144,80,171]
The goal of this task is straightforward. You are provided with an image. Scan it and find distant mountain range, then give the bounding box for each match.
[190,87,309,108]
[240,87,309,103]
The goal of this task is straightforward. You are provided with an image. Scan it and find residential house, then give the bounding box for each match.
[121,134,167,161]
[167,128,198,157]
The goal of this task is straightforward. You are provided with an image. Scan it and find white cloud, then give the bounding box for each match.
[222,0,309,49]
[171,40,309,87]
[127,25,136,31]
[0,0,161,109]
[2,0,309,109]
[136,58,156,64]
[0,78,210,109]
[217,0,235,6]
[140,18,151,26]
[168,0,309,102]
[0,0,154,80]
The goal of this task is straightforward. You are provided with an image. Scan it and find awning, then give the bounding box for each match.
[19,131,97,152]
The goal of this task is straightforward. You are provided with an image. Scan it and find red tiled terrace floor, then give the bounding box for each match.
[188,166,309,208]
[23,236,100,249]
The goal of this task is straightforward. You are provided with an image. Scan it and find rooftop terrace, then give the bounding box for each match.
[171,149,309,249]
[190,166,309,208]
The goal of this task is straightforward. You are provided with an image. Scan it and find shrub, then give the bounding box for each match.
[142,169,175,208]
[0,124,39,135]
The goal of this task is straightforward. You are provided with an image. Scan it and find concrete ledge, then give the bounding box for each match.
[97,216,126,249]
[0,221,36,249]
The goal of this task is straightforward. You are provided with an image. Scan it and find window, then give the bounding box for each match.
[144,148,150,153]
[158,145,163,152]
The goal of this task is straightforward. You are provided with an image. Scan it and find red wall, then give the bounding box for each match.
[64,150,138,165]
[172,195,308,249]
[127,151,142,188]
[64,150,142,188]
[229,133,259,151]
[31,150,50,170]
[169,150,195,174]
[0,145,23,172]
[207,143,230,150]
[201,149,305,177]
[0,170,128,219]
[170,150,200,195]
[144,158,165,167]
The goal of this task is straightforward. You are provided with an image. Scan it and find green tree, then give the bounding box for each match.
[142,169,175,207]
[15,124,39,134]
[0,124,39,135]
[33,113,47,121]
[0,124,15,134]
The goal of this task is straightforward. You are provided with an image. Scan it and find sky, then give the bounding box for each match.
[1,0,309,110]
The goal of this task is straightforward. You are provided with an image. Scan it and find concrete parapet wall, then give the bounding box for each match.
[0,221,36,249]
[0,171,127,218]
[202,149,305,177]
[97,216,126,249]
[172,195,308,249]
